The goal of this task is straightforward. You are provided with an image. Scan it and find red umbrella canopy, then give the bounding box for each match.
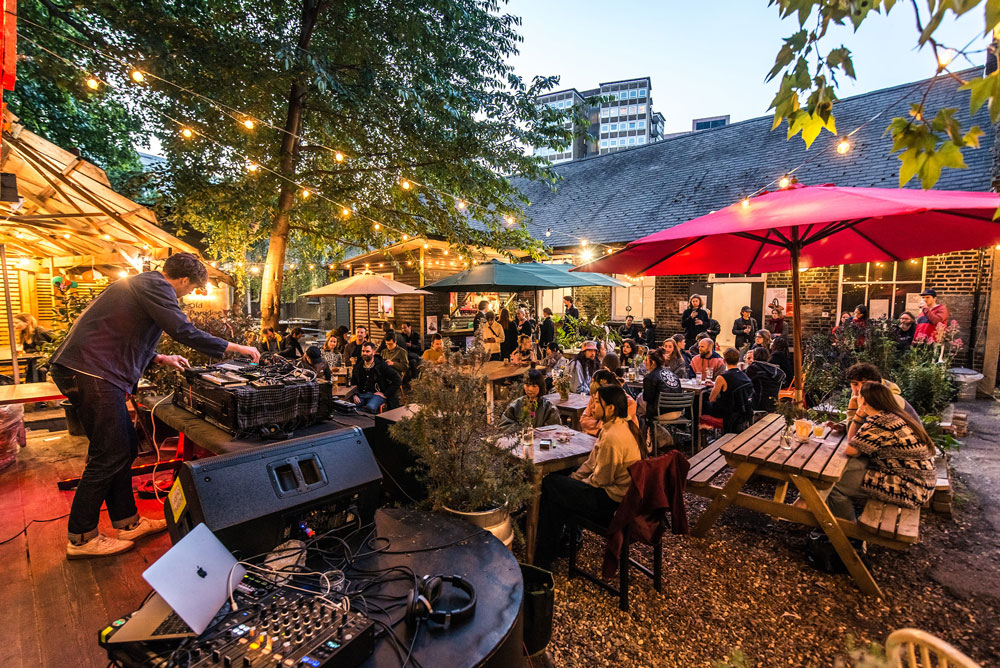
[578,184,1000,276]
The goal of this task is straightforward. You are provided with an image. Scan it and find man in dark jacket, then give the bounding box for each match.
[618,314,640,340]
[280,327,305,359]
[563,295,580,321]
[743,347,785,412]
[400,321,422,355]
[342,325,368,364]
[350,340,402,413]
[50,253,260,559]
[704,309,721,342]
[732,307,758,349]
[538,307,555,348]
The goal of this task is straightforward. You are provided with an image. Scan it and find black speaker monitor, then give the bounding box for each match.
[164,427,382,559]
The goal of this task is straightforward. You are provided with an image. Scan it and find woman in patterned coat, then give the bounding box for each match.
[827,381,936,521]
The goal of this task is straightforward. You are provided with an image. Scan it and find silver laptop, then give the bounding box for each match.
[107,523,246,643]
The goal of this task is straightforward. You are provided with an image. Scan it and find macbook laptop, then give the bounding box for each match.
[106,523,246,643]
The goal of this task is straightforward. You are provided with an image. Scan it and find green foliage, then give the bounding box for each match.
[552,315,612,349]
[712,648,751,668]
[25,0,574,318]
[766,0,993,189]
[141,308,257,395]
[389,346,534,513]
[38,287,101,364]
[922,415,962,452]
[894,346,957,416]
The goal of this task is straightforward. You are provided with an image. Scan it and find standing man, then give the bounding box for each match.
[472,300,490,335]
[915,288,950,342]
[563,295,580,321]
[50,253,260,559]
[343,325,368,364]
[732,306,757,349]
[618,315,640,340]
[538,307,555,349]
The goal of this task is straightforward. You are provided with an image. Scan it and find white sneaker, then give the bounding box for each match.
[117,516,168,542]
[66,534,134,560]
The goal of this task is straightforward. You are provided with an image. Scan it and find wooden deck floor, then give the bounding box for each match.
[0,423,172,668]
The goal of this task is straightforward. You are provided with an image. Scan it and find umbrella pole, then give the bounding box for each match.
[789,241,804,405]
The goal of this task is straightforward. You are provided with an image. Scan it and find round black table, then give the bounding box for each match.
[354,508,524,668]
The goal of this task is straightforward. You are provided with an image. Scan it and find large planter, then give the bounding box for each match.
[60,400,86,436]
[442,503,513,549]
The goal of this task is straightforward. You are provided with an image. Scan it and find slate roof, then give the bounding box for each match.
[512,67,994,248]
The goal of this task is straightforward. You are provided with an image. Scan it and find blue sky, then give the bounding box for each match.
[503,0,990,133]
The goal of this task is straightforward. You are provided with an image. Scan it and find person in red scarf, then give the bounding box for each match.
[914,288,949,343]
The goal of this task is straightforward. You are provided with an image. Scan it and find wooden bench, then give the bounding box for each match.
[686,433,736,492]
[858,500,921,545]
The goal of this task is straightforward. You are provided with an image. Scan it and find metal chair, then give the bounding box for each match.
[650,391,696,456]
[886,628,980,668]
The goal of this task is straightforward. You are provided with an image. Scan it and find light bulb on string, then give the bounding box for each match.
[457,200,466,210]
[242,118,256,130]
[400,179,410,190]
[373,223,380,231]
[837,139,851,154]
[341,207,350,217]
[130,69,145,83]
[545,228,551,237]
[247,162,260,173]
[741,198,750,209]
[443,250,448,256]
[301,188,311,199]
[335,151,344,162]
[250,265,260,274]
[85,76,100,90]
[402,234,409,241]
[779,176,791,189]
[308,264,315,270]
[118,270,128,278]
[938,48,957,68]
[505,216,515,226]
[423,242,429,249]
[180,127,193,139]
[581,239,588,247]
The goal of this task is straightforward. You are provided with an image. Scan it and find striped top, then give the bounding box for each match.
[850,411,936,509]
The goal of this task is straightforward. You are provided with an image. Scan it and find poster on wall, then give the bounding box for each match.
[905,292,924,314]
[764,287,789,316]
[869,298,890,320]
[426,315,438,335]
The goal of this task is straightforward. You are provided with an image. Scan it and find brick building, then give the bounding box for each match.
[512,67,1000,391]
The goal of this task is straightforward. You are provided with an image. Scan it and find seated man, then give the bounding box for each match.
[498,369,561,432]
[303,345,332,381]
[534,386,643,571]
[258,327,281,354]
[421,333,447,364]
[743,346,785,412]
[704,348,754,425]
[689,336,725,381]
[580,370,639,436]
[380,330,410,381]
[350,341,401,413]
[542,341,568,375]
[279,327,305,359]
[509,334,538,365]
[343,325,368,365]
[400,321,423,355]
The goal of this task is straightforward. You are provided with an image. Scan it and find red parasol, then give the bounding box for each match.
[576,183,1000,402]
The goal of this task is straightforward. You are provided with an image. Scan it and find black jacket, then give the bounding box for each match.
[539,316,555,347]
[642,324,657,348]
[745,361,786,412]
[732,317,758,349]
[280,336,304,359]
[705,319,721,340]
[350,355,402,405]
[642,366,681,418]
[50,271,228,393]
[769,351,794,384]
[681,307,709,346]
[472,310,488,335]
[401,329,422,355]
[619,323,640,340]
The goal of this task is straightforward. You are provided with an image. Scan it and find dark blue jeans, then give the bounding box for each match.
[50,365,140,540]
[355,392,386,414]
[534,473,619,568]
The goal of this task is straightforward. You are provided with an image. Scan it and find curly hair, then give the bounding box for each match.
[162,252,208,287]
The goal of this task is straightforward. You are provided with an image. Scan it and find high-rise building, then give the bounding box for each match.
[534,76,664,163]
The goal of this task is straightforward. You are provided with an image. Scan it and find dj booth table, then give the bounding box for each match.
[151,402,376,457]
[102,507,524,668]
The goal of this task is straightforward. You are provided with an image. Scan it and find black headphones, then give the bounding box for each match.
[404,574,477,630]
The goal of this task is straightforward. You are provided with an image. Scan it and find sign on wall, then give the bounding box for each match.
[765,287,788,316]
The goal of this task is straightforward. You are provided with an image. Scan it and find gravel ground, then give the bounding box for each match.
[518,410,1000,667]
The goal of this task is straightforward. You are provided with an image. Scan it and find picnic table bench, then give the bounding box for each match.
[686,413,922,596]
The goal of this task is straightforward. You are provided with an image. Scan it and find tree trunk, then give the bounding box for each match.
[258,0,324,329]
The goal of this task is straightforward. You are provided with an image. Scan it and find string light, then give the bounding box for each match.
[180,127,193,139]
[341,207,351,217]
[505,216,515,226]
[103,233,112,240]
[741,198,750,209]
[63,233,70,239]
[118,270,128,278]
[457,200,466,210]
[250,265,260,274]
[402,234,409,241]
[581,239,588,247]
[400,179,410,190]
[423,242,429,249]
[374,222,381,231]
[335,151,344,162]
[242,118,256,130]
[85,76,99,90]
[938,48,957,68]
[308,264,315,270]
[130,69,145,83]
[301,188,311,199]
[778,176,791,189]
[836,139,851,154]
[545,228,551,237]
[443,249,449,255]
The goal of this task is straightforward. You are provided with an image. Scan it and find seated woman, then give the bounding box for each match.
[601,351,623,379]
[743,346,785,412]
[321,331,343,368]
[509,334,538,365]
[542,341,568,375]
[661,338,688,380]
[534,385,643,571]
[618,338,639,368]
[826,381,936,521]
[641,348,683,426]
[498,369,560,432]
[580,370,639,436]
[769,335,794,384]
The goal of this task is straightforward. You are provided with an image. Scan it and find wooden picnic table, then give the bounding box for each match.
[479,361,530,407]
[0,381,64,406]
[511,426,596,564]
[542,392,590,430]
[690,413,886,596]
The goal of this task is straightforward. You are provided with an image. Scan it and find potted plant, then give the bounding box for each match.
[552,367,572,401]
[389,346,534,548]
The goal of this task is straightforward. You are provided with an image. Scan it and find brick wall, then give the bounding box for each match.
[925,249,992,369]
[572,286,611,323]
[766,267,841,337]
[654,274,709,332]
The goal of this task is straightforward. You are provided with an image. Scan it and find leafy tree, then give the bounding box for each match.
[9,2,149,190]
[766,0,993,190]
[23,0,574,326]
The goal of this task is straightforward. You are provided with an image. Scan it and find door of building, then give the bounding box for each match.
[711,283,753,347]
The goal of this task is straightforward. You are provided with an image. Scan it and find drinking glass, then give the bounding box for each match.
[780,427,793,450]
